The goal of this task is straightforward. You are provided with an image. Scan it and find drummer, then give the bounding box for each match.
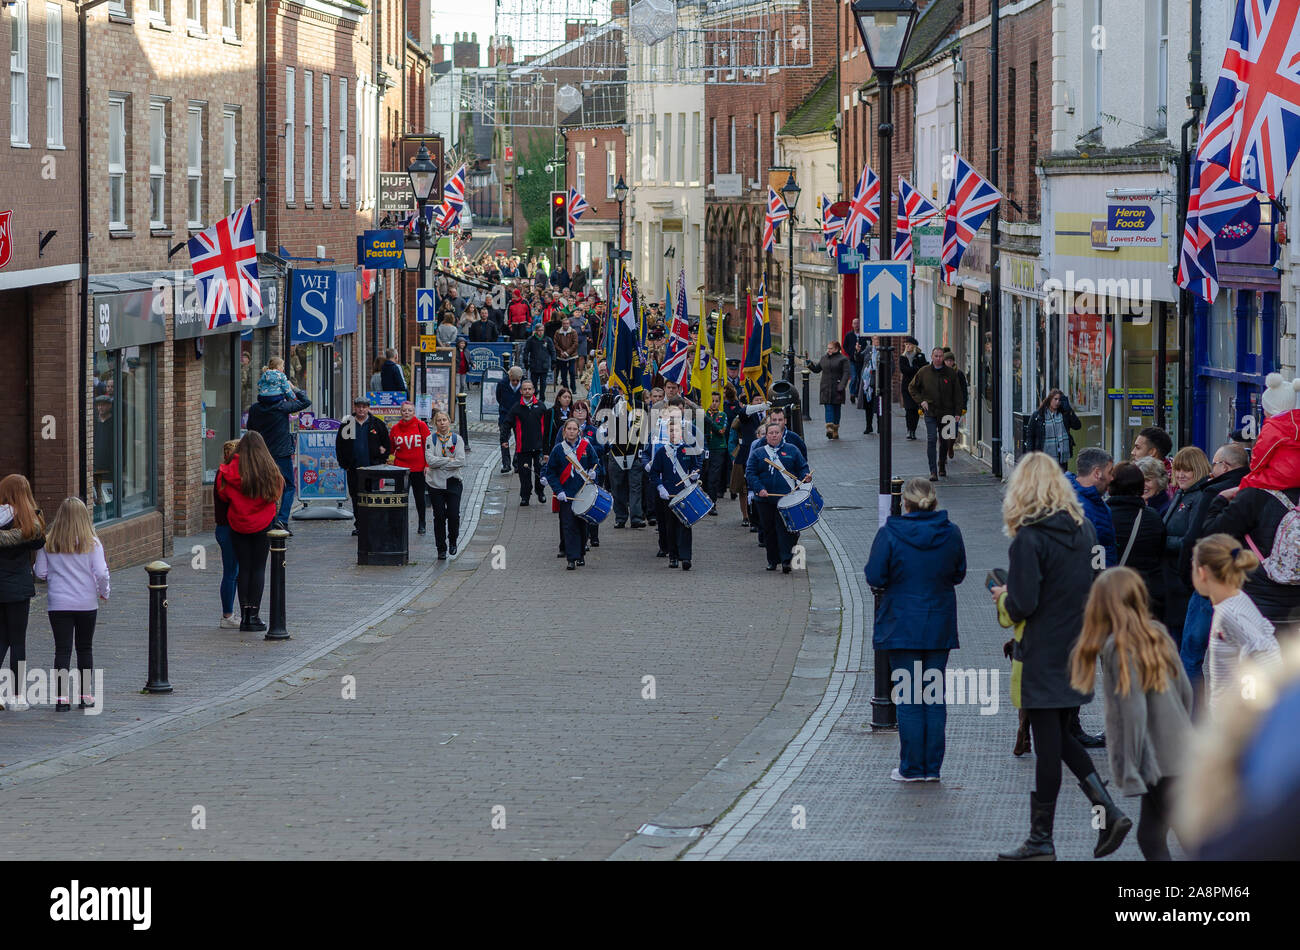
[745,421,812,574]
[648,414,702,571]
[573,399,603,549]
[544,418,601,570]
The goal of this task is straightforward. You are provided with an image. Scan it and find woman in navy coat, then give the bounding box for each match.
[865,477,967,782]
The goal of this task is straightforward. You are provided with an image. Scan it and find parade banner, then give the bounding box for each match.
[295,418,348,503]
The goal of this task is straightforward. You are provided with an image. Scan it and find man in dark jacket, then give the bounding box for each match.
[335,397,391,535]
[502,380,548,504]
[1067,448,1117,566]
[380,348,407,394]
[570,266,587,295]
[246,383,312,531]
[522,323,555,401]
[908,347,963,479]
[842,317,864,400]
[552,264,570,291]
[496,366,524,474]
[467,310,496,342]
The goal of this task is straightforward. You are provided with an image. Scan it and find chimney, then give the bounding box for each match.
[565,18,597,42]
[488,35,515,68]
[433,39,443,65]
[610,0,628,17]
[453,32,480,69]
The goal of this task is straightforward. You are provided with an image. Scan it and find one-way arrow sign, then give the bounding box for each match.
[416,287,437,324]
[859,261,910,334]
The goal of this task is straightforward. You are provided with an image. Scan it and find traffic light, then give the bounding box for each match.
[550,190,568,238]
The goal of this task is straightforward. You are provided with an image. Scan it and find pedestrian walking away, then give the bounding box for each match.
[34,497,110,710]
[992,452,1131,861]
[424,411,467,559]
[0,475,45,710]
[1106,462,1167,620]
[865,477,967,783]
[1070,568,1193,860]
[215,431,285,632]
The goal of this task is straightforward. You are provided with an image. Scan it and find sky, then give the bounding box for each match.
[431,0,614,67]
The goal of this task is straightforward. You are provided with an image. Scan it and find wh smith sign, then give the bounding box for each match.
[292,270,360,343]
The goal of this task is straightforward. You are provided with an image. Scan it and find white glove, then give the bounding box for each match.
[688,470,700,482]
[539,476,549,487]
[587,468,598,480]
[657,485,670,500]
[556,491,568,502]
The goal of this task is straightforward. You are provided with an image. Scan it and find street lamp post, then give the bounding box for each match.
[615,174,628,281]
[407,144,439,405]
[782,172,802,382]
[854,0,917,732]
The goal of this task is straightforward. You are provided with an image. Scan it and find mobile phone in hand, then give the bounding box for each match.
[985,568,1007,592]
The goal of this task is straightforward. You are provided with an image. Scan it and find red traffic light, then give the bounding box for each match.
[554,194,565,205]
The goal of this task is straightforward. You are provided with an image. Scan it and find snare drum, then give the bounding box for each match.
[777,485,824,532]
[669,483,713,527]
[572,483,614,526]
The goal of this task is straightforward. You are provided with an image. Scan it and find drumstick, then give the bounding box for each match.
[763,457,799,482]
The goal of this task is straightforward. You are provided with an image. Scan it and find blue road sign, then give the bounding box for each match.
[415,287,437,324]
[859,261,910,334]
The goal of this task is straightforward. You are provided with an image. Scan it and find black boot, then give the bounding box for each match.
[1078,773,1133,858]
[997,792,1057,861]
[239,606,255,632]
[1070,708,1106,748]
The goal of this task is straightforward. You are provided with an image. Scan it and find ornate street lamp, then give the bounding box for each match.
[781,171,802,382]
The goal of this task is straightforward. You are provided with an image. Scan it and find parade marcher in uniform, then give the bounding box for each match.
[573,400,603,547]
[703,392,729,510]
[721,383,741,497]
[898,337,926,441]
[424,410,466,559]
[649,415,703,570]
[389,400,432,535]
[650,401,685,557]
[335,397,391,537]
[807,340,852,440]
[496,366,524,474]
[502,380,548,505]
[730,396,764,529]
[605,395,647,529]
[746,421,812,573]
[545,419,600,570]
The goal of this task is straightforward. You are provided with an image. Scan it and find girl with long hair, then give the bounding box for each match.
[992,452,1132,861]
[1070,568,1192,860]
[216,430,284,631]
[214,439,241,627]
[0,474,45,709]
[35,497,110,710]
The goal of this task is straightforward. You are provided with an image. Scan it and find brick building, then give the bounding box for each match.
[0,1,81,528]
[563,123,627,284]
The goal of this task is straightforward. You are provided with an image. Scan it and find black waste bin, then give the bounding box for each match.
[356,464,410,566]
[769,379,804,441]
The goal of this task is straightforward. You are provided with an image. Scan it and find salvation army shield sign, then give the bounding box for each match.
[0,211,12,269]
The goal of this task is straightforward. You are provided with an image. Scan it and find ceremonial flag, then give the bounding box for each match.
[689,314,712,409]
[660,269,692,388]
[1196,0,1300,198]
[941,153,1002,285]
[763,186,790,254]
[841,164,881,249]
[893,177,941,262]
[437,164,467,229]
[759,280,772,397]
[711,306,727,397]
[187,199,262,330]
[741,279,772,403]
[608,269,640,397]
[820,194,845,258]
[567,186,589,239]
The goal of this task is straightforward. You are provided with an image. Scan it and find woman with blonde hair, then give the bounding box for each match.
[34,497,110,710]
[1161,446,1213,647]
[0,474,45,709]
[1070,568,1192,860]
[992,452,1132,860]
[216,430,284,631]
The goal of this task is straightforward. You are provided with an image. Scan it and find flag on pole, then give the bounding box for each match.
[763,186,790,254]
[893,177,941,262]
[567,187,589,239]
[758,279,772,397]
[711,306,727,398]
[187,200,262,330]
[821,194,845,258]
[437,164,468,229]
[660,269,692,388]
[1195,0,1300,199]
[741,278,771,403]
[840,164,881,249]
[1177,157,1260,302]
[608,269,640,397]
[940,153,1002,285]
[689,310,713,409]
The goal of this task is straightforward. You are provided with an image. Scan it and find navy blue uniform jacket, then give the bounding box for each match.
[745,443,809,496]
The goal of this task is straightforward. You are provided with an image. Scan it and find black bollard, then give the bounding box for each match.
[457,391,470,450]
[265,529,291,641]
[891,475,904,517]
[800,361,812,421]
[144,561,173,693]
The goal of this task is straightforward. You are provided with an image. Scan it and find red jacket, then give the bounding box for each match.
[216,454,279,534]
[389,417,431,472]
[508,290,530,326]
[1240,409,1300,493]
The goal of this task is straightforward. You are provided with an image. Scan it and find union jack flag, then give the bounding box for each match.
[1196,0,1300,198]
[1177,157,1261,302]
[840,164,881,249]
[820,194,844,257]
[659,269,692,387]
[763,187,789,254]
[437,164,468,229]
[893,177,941,262]
[567,187,589,239]
[188,200,261,330]
[941,153,1002,285]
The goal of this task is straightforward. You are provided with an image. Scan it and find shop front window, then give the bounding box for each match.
[93,347,157,523]
[240,332,270,423]
[203,337,238,483]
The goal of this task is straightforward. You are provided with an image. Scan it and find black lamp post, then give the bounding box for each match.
[854,0,917,732]
[781,171,802,382]
[408,144,438,404]
[614,175,628,281]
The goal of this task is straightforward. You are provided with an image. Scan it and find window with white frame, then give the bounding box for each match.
[754,112,761,183]
[187,0,201,28]
[1155,0,1168,130]
[223,107,237,213]
[606,147,615,198]
[690,112,699,182]
[285,67,295,203]
[108,94,127,228]
[108,0,126,15]
[304,71,313,201]
[677,111,685,182]
[338,77,347,203]
[356,78,366,209]
[1092,0,1104,129]
[633,114,642,183]
[149,100,167,228]
[222,0,236,36]
[187,103,204,226]
[711,117,716,180]
[321,75,330,202]
[149,0,166,23]
[45,3,62,147]
[576,147,585,194]
[10,0,29,146]
[771,112,781,167]
[729,115,735,174]
[662,113,671,182]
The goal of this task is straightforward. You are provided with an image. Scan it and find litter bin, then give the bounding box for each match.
[769,379,803,441]
[356,464,410,566]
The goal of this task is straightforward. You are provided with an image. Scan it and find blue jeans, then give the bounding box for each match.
[890,648,950,778]
[1181,592,1213,686]
[823,403,842,425]
[214,525,239,616]
[274,455,295,524]
[848,362,861,399]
